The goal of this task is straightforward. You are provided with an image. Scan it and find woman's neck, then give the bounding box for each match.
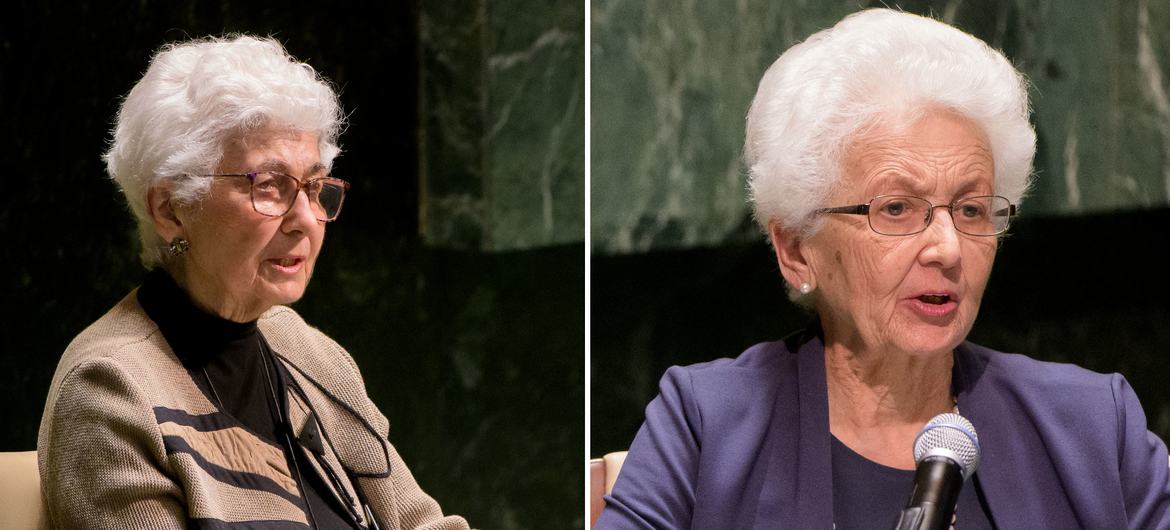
[823,338,955,470]
[163,262,265,323]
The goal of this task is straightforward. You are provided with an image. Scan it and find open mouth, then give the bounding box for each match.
[917,294,952,305]
[267,257,304,271]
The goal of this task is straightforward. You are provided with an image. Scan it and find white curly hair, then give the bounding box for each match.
[744,8,1035,240]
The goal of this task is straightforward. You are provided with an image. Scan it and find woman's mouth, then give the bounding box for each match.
[266,257,304,274]
[907,292,958,318]
[918,294,951,305]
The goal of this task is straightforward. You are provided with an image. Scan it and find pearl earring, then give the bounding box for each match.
[799,282,812,295]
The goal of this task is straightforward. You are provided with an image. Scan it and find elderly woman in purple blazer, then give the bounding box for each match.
[596,9,1170,529]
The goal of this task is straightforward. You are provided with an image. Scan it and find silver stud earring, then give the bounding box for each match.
[168,237,190,257]
[799,282,813,295]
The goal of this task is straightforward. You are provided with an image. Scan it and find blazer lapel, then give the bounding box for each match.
[953,343,1079,529]
[793,338,833,528]
[750,338,833,529]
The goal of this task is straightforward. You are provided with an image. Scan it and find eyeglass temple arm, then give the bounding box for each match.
[993,204,1017,217]
[816,204,870,215]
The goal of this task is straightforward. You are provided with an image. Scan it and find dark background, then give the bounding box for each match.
[2,3,583,529]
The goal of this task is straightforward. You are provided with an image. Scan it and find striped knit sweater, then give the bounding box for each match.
[38,290,471,529]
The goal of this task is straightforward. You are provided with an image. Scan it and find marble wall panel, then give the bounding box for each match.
[421,0,585,251]
[591,0,1170,253]
[1021,0,1170,213]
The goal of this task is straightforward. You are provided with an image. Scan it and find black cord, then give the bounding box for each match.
[259,341,321,529]
[276,352,394,479]
[201,351,320,527]
[281,366,374,528]
[201,367,224,409]
[277,353,385,530]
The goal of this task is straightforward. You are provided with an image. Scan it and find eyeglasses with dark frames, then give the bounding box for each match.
[816,195,1017,236]
[202,171,351,222]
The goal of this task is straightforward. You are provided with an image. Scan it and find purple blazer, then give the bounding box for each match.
[595,336,1170,529]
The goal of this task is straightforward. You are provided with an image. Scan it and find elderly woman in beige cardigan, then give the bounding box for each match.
[38,35,469,530]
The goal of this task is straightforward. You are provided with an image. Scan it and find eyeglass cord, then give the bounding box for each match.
[201,342,378,529]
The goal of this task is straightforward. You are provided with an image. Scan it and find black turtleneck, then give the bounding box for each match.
[138,268,357,529]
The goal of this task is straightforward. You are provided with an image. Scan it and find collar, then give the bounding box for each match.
[137,267,260,367]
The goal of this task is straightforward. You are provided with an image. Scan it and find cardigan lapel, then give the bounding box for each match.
[276,352,392,479]
[258,314,392,479]
[283,386,371,527]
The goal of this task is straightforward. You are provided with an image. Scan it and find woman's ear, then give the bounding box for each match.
[768,220,814,290]
[146,185,184,242]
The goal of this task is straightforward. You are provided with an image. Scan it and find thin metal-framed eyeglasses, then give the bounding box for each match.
[815,195,1017,236]
[202,171,351,222]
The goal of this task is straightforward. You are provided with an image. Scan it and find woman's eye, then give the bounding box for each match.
[959,204,985,218]
[253,174,286,193]
[881,201,908,216]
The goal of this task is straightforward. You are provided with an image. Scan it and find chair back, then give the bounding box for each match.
[588,451,628,528]
[0,451,48,530]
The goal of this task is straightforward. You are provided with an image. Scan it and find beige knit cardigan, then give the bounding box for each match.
[38,289,471,530]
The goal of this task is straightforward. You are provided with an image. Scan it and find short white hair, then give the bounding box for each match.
[745,8,1035,238]
[104,35,345,267]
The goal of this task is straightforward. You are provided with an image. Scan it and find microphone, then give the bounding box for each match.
[892,412,980,530]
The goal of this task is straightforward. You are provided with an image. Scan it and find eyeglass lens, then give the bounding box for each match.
[252,172,346,220]
[869,196,1011,236]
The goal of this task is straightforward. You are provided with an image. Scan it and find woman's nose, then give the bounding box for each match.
[919,206,962,268]
[282,188,320,229]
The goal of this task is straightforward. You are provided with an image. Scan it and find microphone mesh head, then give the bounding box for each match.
[913,412,980,479]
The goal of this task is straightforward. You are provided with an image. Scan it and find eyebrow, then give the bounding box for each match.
[951,178,991,197]
[254,159,327,177]
[869,164,993,198]
[870,170,927,195]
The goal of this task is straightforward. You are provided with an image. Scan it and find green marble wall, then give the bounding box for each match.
[1022,0,1170,213]
[421,0,585,251]
[591,0,1170,253]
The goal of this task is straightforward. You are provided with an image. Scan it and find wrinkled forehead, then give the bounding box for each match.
[837,110,995,200]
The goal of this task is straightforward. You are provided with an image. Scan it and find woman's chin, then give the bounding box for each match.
[257,264,312,300]
[258,278,309,308]
[890,307,975,353]
[889,320,970,357]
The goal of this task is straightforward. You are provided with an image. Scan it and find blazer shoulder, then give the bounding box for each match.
[666,340,799,420]
[966,342,1119,391]
[680,340,795,377]
[961,342,1125,427]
